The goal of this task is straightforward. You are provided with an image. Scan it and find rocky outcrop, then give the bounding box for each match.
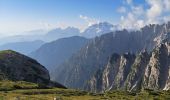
[0,50,65,88]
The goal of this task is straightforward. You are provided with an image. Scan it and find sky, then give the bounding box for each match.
[0,0,170,36]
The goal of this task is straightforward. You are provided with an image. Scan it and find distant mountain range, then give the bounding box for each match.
[44,27,80,41]
[0,22,116,56]
[0,29,46,45]
[0,22,116,45]
[0,40,44,55]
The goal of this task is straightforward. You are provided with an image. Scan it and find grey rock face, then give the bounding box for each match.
[126,51,150,91]
[86,53,136,92]
[86,41,170,92]
[143,42,170,90]
[102,53,121,92]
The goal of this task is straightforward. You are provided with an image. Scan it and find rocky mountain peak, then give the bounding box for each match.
[82,22,116,38]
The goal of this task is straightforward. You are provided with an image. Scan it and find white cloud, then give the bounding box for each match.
[163,0,170,12]
[131,6,144,16]
[146,0,163,23]
[118,0,170,30]
[145,0,170,24]
[163,16,170,22]
[79,15,88,20]
[119,12,145,30]
[79,15,100,26]
[119,4,145,30]
[117,6,126,13]
[126,0,133,5]
[39,21,69,31]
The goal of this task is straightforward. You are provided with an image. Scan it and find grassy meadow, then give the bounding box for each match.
[0,81,170,100]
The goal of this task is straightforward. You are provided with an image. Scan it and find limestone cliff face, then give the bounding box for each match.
[85,69,103,93]
[86,53,136,92]
[86,41,170,92]
[102,53,121,91]
[125,51,150,91]
[143,42,170,90]
[112,53,136,90]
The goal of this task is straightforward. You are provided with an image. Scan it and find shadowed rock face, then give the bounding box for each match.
[86,41,170,92]
[30,36,88,75]
[0,50,66,89]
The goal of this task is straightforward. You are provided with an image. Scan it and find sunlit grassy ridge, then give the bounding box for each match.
[0,81,170,100]
[0,81,38,91]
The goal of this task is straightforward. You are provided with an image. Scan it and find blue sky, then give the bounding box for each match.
[0,0,121,33]
[0,0,170,35]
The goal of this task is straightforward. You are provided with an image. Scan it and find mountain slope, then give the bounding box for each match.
[53,22,170,90]
[86,40,170,92]
[0,50,65,88]
[0,40,44,55]
[30,36,88,74]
